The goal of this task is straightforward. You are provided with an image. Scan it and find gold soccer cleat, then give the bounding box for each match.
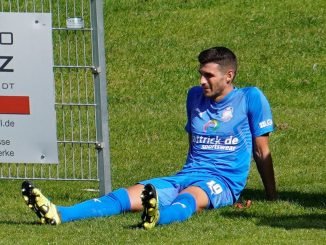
[21,181,61,225]
[140,184,160,230]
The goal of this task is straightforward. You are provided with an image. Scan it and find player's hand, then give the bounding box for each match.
[234,199,252,209]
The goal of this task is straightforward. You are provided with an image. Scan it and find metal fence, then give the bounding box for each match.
[0,0,111,195]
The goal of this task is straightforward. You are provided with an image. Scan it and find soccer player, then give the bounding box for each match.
[22,46,277,229]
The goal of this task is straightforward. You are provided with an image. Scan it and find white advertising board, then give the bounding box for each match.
[0,13,58,163]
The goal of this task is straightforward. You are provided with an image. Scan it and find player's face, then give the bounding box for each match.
[199,62,234,101]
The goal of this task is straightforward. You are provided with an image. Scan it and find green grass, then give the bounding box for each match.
[1,0,325,244]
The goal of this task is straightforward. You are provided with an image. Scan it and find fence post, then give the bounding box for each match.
[90,0,112,195]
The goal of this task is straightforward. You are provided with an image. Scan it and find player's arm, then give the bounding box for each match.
[188,133,193,153]
[253,133,277,201]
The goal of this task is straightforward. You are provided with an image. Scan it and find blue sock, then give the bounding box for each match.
[158,193,197,225]
[57,188,131,223]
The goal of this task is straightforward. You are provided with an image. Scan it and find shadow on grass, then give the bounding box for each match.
[221,188,326,230]
[258,213,326,230]
[221,210,326,230]
[0,220,41,225]
[241,188,326,209]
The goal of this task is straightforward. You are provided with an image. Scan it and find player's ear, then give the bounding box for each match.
[226,69,234,83]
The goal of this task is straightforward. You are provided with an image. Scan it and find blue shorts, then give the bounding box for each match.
[139,173,234,209]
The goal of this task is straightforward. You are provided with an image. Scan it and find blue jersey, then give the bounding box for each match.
[180,86,274,199]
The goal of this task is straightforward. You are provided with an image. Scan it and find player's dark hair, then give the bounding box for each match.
[198,46,237,73]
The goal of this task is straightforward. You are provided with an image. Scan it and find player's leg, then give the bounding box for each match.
[140,185,206,229]
[141,178,234,229]
[22,181,144,224]
[138,177,180,229]
[127,184,145,211]
[58,184,143,223]
[155,186,208,226]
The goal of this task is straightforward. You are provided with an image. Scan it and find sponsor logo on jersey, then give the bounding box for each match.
[203,119,219,132]
[259,119,273,128]
[192,135,239,151]
[221,106,233,122]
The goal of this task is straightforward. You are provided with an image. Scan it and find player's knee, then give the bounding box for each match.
[181,186,209,211]
[126,184,144,211]
[172,193,197,214]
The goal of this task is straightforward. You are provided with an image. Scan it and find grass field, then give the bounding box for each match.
[1,0,325,244]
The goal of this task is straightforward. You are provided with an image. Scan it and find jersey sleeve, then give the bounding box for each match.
[184,88,193,133]
[184,86,201,133]
[246,87,274,137]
